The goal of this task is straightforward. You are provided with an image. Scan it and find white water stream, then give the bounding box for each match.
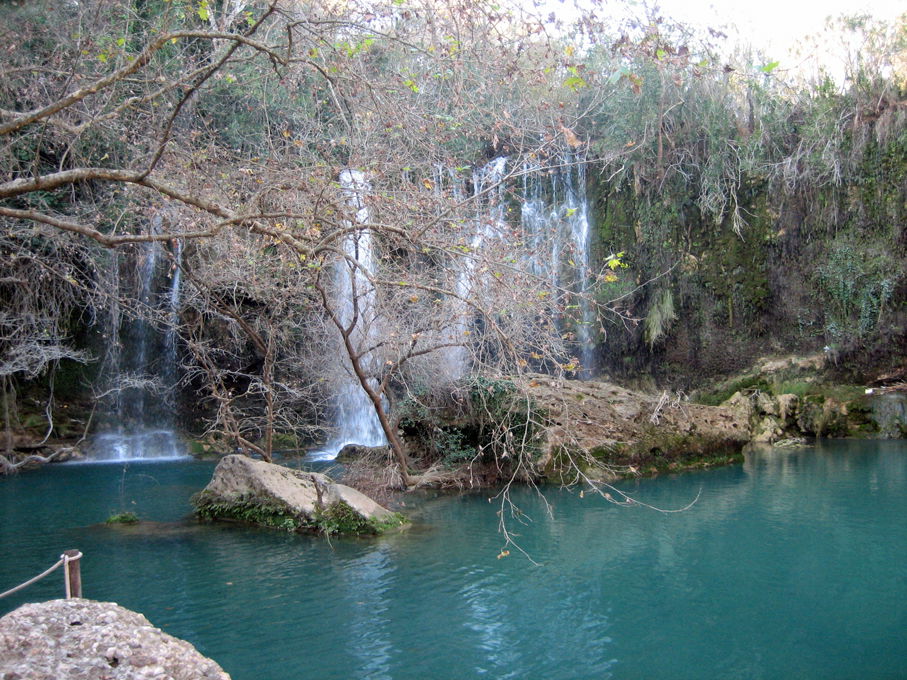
[89,236,187,462]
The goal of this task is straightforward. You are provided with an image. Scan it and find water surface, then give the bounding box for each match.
[1,440,905,679]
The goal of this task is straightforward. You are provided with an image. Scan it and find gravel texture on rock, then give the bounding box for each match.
[0,598,230,680]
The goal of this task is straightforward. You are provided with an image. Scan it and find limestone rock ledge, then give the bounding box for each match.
[193,454,405,535]
[0,598,230,680]
[519,376,751,481]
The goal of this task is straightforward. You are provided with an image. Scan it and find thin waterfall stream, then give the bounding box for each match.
[311,169,387,459]
[88,236,187,462]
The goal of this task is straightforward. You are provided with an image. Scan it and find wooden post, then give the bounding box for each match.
[63,549,82,599]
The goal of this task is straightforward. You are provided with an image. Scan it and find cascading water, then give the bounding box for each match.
[315,156,598,459]
[441,154,597,379]
[312,169,387,459]
[437,157,512,381]
[164,238,182,382]
[520,155,596,376]
[89,233,187,462]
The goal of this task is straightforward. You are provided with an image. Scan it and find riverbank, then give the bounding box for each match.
[3,353,905,485]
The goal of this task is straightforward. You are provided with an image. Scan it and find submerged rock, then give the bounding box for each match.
[0,598,230,680]
[193,454,405,535]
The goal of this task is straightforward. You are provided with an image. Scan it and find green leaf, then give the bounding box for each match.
[197,0,210,21]
[760,61,780,73]
[607,251,628,270]
[565,207,577,217]
[564,75,586,92]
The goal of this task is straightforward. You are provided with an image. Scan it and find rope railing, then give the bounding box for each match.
[0,550,82,601]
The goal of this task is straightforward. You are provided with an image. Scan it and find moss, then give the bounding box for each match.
[192,492,407,536]
[106,512,139,525]
[597,432,745,476]
[771,380,815,399]
[844,399,879,437]
[696,375,770,406]
[270,432,302,450]
[543,445,599,485]
[315,501,407,536]
[541,432,744,484]
[192,491,304,532]
[186,437,228,459]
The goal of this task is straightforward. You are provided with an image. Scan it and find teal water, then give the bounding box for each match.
[1,440,905,679]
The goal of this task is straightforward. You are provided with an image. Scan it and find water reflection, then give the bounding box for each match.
[339,546,396,680]
[1,442,905,679]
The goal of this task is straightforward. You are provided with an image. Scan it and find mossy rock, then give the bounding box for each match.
[105,512,140,525]
[193,491,304,532]
[191,456,408,536]
[595,432,745,477]
[315,501,407,536]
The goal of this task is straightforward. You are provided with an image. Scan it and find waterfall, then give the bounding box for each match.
[311,169,387,459]
[437,157,511,380]
[520,155,596,376]
[430,155,597,380]
[313,156,597,459]
[88,233,187,462]
[440,154,596,378]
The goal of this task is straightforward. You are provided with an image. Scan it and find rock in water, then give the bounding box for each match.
[193,454,403,535]
[0,598,230,680]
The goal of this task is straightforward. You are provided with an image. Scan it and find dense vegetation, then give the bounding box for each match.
[0,0,904,476]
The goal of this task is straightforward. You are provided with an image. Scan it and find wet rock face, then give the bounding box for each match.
[0,598,231,680]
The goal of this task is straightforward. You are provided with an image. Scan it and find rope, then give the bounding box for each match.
[0,553,64,600]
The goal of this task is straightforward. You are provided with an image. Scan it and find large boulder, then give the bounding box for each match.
[0,598,230,680]
[193,455,404,535]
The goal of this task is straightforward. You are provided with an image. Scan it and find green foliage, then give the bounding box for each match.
[815,236,899,347]
[106,511,139,524]
[397,377,544,470]
[314,501,407,536]
[434,428,476,468]
[644,288,676,348]
[193,491,303,532]
[466,376,544,461]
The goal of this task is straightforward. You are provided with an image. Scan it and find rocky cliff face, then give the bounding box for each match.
[0,599,230,680]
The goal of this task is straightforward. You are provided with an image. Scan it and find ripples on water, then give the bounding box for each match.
[1,441,905,679]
